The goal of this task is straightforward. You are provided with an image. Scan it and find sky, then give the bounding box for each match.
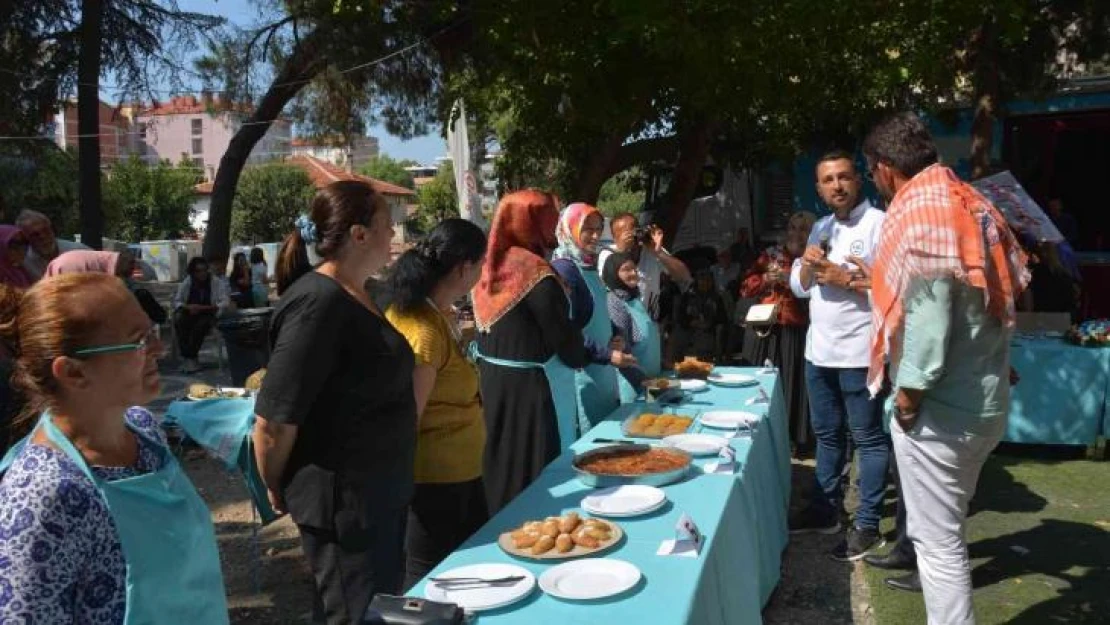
[156,0,448,164]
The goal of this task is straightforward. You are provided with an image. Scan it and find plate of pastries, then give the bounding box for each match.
[498,512,623,560]
[622,412,694,438]
[673,356,714,379]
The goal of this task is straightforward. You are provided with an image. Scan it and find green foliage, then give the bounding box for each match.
[411,161,458,233]
[359,155,417,190]
[454,0,1110,197]
[231,164,316,244]
[0,146,81,237]
[102,156,199,242]
[597,168,646,218]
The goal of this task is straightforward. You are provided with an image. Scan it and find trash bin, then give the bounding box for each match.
[217,308,273,387]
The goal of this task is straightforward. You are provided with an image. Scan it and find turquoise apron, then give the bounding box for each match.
[617,296,663,403]
[469,343,580,452]
[0,413,230,624]
[164,398,280,524]
[575,264,621,431]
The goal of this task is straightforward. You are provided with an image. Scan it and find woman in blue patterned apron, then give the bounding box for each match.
[603,251,661,402]
[470,190,591,513]
[551,204,638,432]
[0,273,228,624]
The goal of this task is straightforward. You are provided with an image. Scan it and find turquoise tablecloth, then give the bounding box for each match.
[164,397,281,524]
[412,367,791,625]
[1007,338,1110,445]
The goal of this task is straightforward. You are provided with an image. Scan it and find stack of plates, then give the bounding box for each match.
[581,485,667,517]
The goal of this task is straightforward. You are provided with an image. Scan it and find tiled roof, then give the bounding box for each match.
[138,95,252,117]
[288,155,415,196]
[191,155,416,197]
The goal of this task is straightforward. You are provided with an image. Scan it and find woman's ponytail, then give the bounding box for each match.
[275,227,311,296]
[389,219,487,312]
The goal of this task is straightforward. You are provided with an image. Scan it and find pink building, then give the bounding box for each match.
[133,94,292,181]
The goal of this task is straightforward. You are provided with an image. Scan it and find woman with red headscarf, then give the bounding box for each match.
[471,190,590,513]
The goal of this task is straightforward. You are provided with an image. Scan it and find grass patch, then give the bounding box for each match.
[867,446,1110,624]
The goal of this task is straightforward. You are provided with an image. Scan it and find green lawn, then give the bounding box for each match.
[866,446,1110,624]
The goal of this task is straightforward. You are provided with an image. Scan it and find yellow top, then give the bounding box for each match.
[386,302,485,483]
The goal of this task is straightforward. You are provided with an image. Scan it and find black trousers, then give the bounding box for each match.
[403,478,489,590]
[889,448,918,562]
[173,309,216,359]
[299,506,408,625]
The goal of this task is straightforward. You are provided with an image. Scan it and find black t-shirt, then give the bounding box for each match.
[255,272,417,519]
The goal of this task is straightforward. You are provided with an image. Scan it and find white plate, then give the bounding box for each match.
[539,559,641,601]
[661,433,728,456]
[581,485,667,517]
[425,563,535,612]
[699,410,761,430]
[706,373,759,387]
[678,379,708,392]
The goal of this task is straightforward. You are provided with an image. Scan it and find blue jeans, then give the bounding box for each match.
[805,361,889,530]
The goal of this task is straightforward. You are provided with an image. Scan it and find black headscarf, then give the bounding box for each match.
[602,251,639,300]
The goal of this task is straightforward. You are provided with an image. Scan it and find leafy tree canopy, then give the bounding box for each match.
[411,160,457,233]
[360,154,418,190]
[103,155,199,242]
[231,163,316,244]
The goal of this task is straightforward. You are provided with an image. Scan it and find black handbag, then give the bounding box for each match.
[362,595,465,625]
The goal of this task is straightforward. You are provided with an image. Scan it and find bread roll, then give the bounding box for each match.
[558,512,580,534]
[555,533,574,553]
[532,535,555,555]
[541,520,560,537]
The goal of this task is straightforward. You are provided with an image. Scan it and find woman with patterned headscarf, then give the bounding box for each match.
[470,191,591,513]
[551,204,638,433]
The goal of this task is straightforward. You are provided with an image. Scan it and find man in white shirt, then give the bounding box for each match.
[788,151,890,562]
[598,213,692,320]
[16,210,90,280]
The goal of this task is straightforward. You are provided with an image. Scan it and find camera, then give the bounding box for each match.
[634,226,656,244]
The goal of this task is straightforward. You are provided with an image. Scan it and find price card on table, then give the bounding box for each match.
[657,512,704,557]
[758,359,777,375]
[746,386,770,406]
[705,442,736,475]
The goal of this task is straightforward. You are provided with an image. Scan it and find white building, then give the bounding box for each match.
[290,135,380,171]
